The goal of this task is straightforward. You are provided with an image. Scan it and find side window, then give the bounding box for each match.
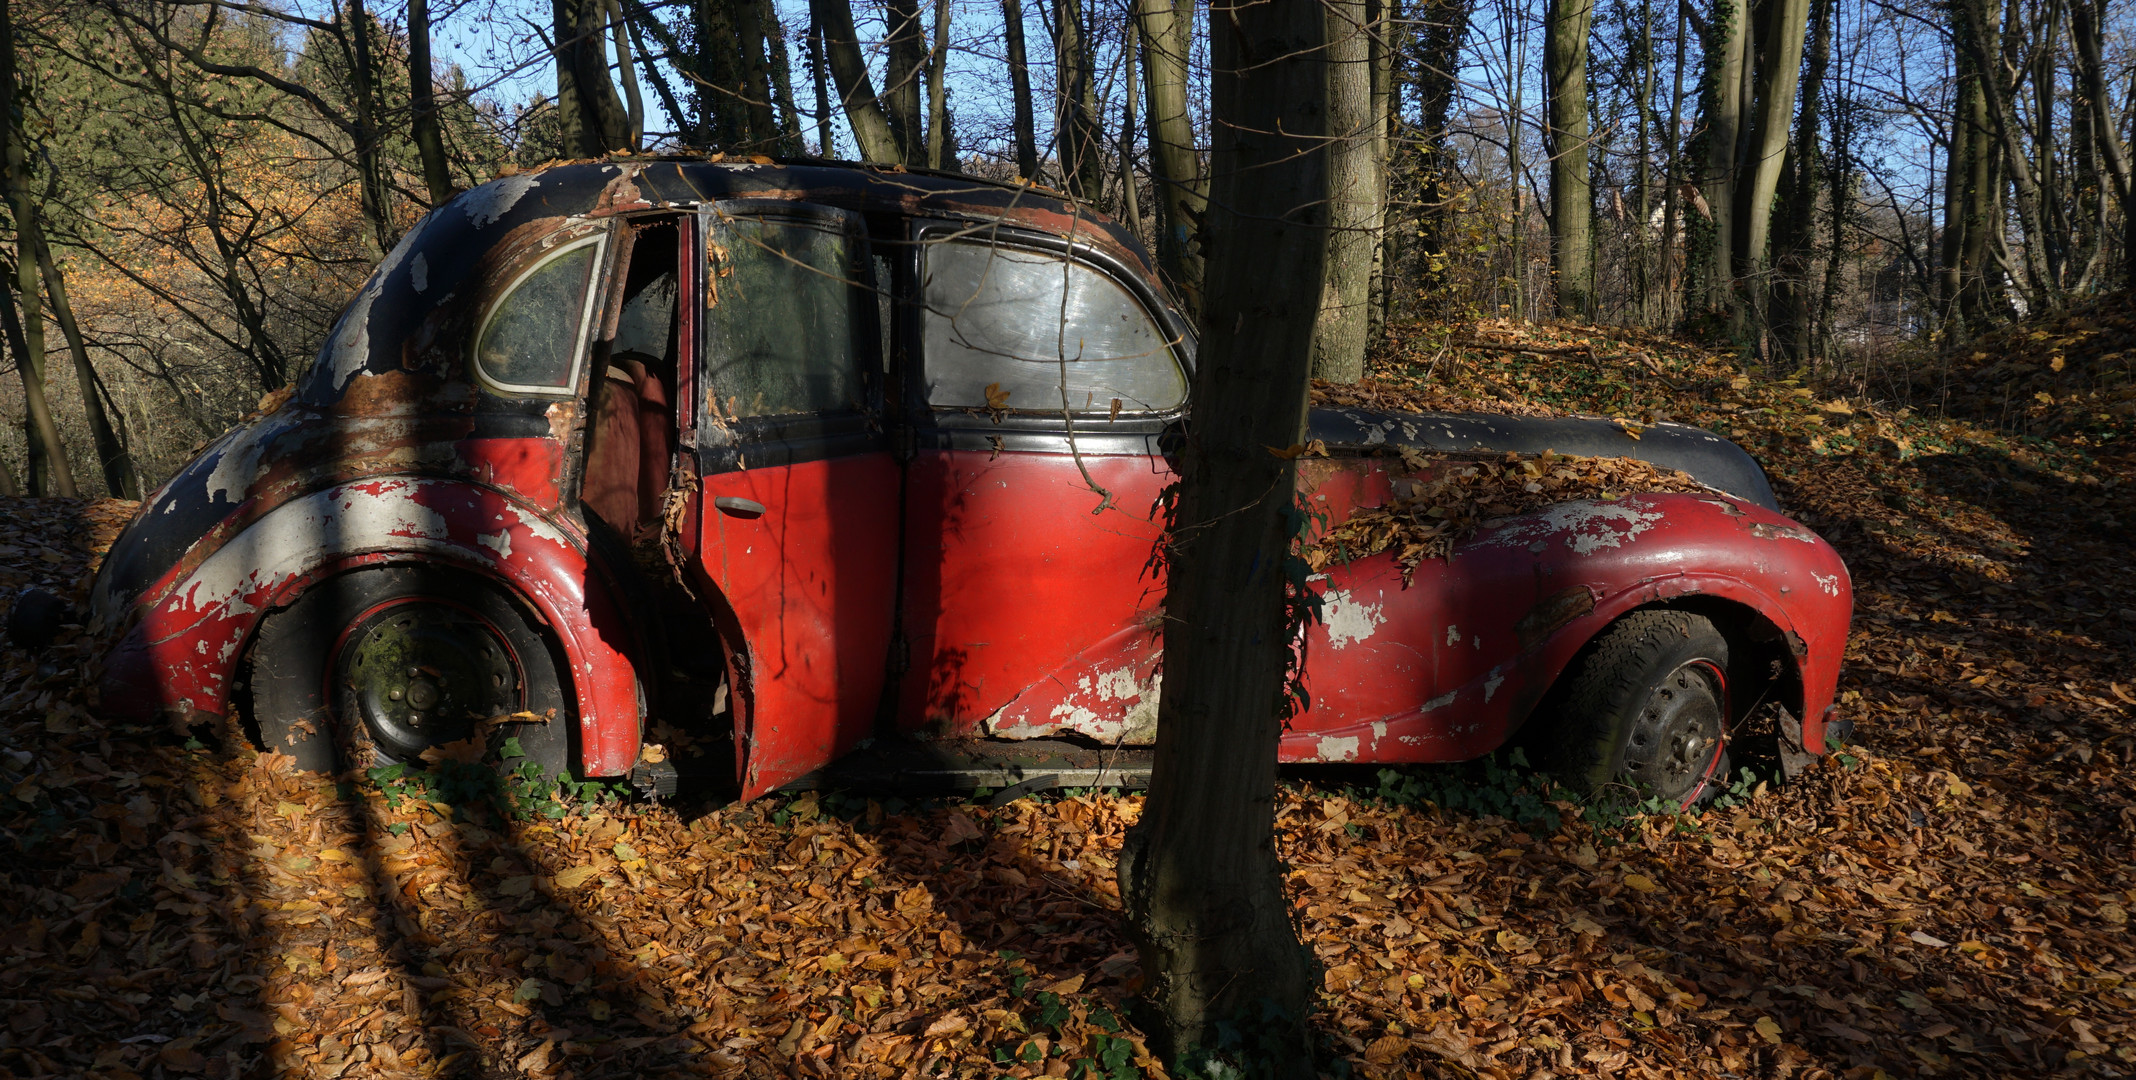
[920,240,1184,414]
[474,235,604,394]
[703,213,873,418]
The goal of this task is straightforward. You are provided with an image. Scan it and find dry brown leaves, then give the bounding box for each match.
[1309,377,1559,420]
[1304,450,1711,580]
[5,309,2136,1080]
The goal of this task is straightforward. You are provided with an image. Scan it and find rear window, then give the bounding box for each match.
[473,235,605,394]
[920,241,1184,414]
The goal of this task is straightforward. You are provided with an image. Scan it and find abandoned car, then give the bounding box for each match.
[87,158,1853,804]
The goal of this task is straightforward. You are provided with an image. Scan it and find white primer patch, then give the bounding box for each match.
[1813,572,1842,596]
[326,228,420,390]
[463,173,541,228]
[477,531,513,558]
[203,410,301,504]
[1323,589,1386,650]
[410,252,429,293]
[1317,736,1361,762]
[1482,500,1665,555]
[1421,690,1457,712]
[1483,671,1505,702]
[1445,625,1461,646]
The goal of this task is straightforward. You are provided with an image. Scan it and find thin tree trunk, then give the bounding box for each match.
[1367,0,1396,345]
[2071,0,2132,282]
[556,0,632,155]
[1772,0,1830,362]
[735,0,778,146]
[1735,0,1810,310]
[1134,0,1206,317]
[1118,0,1325,1068]
[1660,0,1686,322]
[1118,37,1143,238]
[1635,0,1656,325]
[1957,0,2051,310]
[810,0,903,163]
[926,0,952,168]
[1315,0,1379,380]
[345,0,397,254]
[607,0,646,149]
[31,226,135,498]
[1701,0,1747,314]
[1,0,75,497]
[407,0,454,204]
[1544,0,1595,319]
[808,14,835,154]
[1412,0,1472,311]
[764,0,803,151]
[1052,0,1105,201]
[884,0,926,163]
[1004,0,1040,180]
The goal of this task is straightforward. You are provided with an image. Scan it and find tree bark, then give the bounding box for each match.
[1367,0,1397,344]
[884,0,927,163]
[1117,1,1325,1072]
[407,0,455,204]
[1411,0,1473,310]
[926,0,952,168]
[608,0,647,149]
[344,0,397,255]
[1313,0,1379,381]
[1052,0,1105,202]
[2072,0,2131,283]
[1659,0,1686,321]
[1118,36,1143,237]
[765,0,803,152]
[0,0,76,497]
[1004,0,1040,179]
[555,0,632,156]
[1735,0,1810,305]
[1133,0,1206,317]
[1699,0,1747,315]
[31,223,136,498]
[734,0,777,147]
[808,13,835,154]
[1771,0,1830,363]
[810,0,904,163]
[1544,0,1596,319]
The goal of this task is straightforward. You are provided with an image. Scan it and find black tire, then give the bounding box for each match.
[1554,610,1731,805]
[247,566,573,780]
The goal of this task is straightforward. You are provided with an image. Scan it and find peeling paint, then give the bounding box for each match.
[326,229,419,391]
[1813,572,1841,596]
[464,173,542,228]
[1422,690,1457,712]
[410,253,429,293]
[1483,670,1505,702]
[1317,735,1360,761]
[1483,500,1665,555]
[171,480,459,617]
[1324,589,1386,649]
[1445,625,1460,646]
[477,531,513,558]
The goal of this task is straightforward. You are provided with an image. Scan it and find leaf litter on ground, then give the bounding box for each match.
[3,307,2134,1079]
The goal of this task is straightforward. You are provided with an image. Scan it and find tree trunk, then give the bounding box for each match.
[1118,37,1143,237]
[883,0,927,163]
[32,225,136,498]
[556,0,632,156]
[764,0,803,151]
[1412,0,1473,311]
[1367,0,1396,346]
[0,0,76,497]
[407,0,455,204]
[1118,1,1325,1070]
[734,0,778,147]
[926,0,952,168]
[344,0,397,255]
[1660,0,1687,321]
[2072,0,2134,283]
[810,0,904,163]
[1544,0,1596,319]
[1955,0,2050,311]
[1771,0,1830,363]
[1734,0,1810,309]
[1004,0,1040,179]
[1700,0,1747,315]
[1052,0,1105,201]
[1635,0,1656,325]
[1314,0,1379,381]
[1133,0,1206,317]
[808,13,835,154]
[608,0,647,149]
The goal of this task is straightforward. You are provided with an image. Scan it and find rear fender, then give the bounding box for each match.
[98,477,646,776]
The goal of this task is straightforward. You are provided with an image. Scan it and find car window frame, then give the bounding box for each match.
[694,200,887,473]
[909,221,1193,424]
[470,229,611,398]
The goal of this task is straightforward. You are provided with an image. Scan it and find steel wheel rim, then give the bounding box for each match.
[340,600,520,761]
[1623,661,1725,800]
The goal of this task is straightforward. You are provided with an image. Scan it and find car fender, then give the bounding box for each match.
[97,476,645,776]
[1282,491,1853,763]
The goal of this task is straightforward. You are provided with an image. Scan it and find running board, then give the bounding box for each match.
[780,737,1153,796]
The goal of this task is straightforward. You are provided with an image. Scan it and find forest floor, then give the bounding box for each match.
[3,307,2134,1080]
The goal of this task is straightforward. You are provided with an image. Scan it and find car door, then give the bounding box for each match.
[894,223,1192,742]
[690,201,899,798]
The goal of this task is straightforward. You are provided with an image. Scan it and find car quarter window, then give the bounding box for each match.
[474,234,605,395]
[703,211,873,418]
[920,239,1184,414]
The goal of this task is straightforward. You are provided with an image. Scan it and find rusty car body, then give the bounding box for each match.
[88,158,1853,802]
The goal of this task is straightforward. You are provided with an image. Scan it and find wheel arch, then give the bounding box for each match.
[98,477,649,776]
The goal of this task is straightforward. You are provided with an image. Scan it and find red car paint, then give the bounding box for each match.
[87,158,1852,798]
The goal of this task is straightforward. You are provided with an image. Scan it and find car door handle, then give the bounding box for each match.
[713,496,766,519]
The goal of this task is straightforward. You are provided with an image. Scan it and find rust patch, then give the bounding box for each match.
[1515,586,1595,650]
[1786,630,1809,657]
[546,401,577,443]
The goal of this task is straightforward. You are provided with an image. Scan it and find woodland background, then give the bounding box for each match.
[1,0,2135,495]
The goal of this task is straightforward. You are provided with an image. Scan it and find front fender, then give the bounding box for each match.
[1282,491,1853,763]
[97,477,645,776]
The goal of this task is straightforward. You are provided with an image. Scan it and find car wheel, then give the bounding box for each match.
[1555,610,1731,805]
[247,566,573,780]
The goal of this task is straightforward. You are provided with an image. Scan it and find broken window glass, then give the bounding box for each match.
[920,241,1184,414]
[474,237,602,393]
[703,214,870,418]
